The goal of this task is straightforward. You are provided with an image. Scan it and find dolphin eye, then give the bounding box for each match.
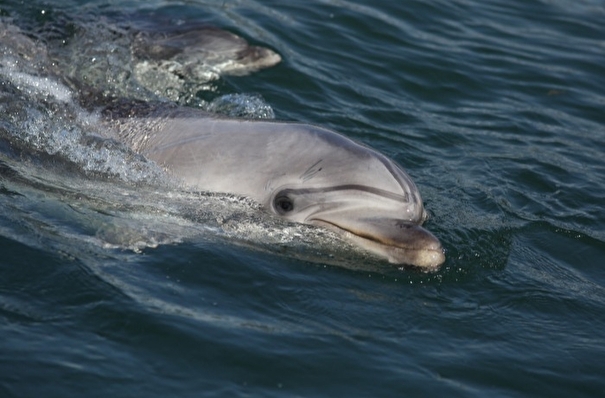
[274,195,294,214]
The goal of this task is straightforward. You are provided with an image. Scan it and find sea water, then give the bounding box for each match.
[0,0,604,397]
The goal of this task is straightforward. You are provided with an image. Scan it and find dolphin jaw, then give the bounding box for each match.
[308,218,445,270]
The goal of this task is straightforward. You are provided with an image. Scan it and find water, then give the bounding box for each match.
[1,0,604,396]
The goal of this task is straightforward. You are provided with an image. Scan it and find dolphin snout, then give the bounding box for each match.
[349,219,445,270]
[310,216,445,270]
[388,224,445,269]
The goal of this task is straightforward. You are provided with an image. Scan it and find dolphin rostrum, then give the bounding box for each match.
[101,104,446,269]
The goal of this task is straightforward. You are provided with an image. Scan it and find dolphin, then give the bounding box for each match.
[100,104,445,269]
[1,19,445,269]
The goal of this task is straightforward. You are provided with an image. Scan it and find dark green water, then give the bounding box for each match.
[1,0,604,397]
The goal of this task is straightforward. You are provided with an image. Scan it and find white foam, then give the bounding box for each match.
[0,59,72,102]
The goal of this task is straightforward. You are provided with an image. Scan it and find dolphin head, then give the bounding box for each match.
[257,124,446,270]
[131,116,445,270]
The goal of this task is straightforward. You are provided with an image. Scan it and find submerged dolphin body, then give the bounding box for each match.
[102,105,445,269]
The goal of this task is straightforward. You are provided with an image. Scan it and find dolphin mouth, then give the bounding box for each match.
[309,218,445,270]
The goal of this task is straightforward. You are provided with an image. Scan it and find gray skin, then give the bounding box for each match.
[101,105,445,269]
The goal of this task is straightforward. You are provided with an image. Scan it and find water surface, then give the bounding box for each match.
[1,0,604,397]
